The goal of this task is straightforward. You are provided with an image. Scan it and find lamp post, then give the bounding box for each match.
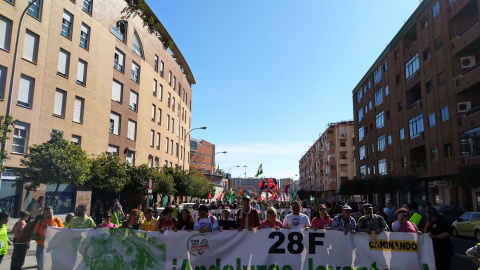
[227,165,239,191]
[228,165,239,175]
[1,0,39,154]
[210,151,226,183]
[243,165,247,179]
[182,126,206,170]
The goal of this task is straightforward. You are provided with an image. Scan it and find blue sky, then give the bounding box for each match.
[146,0,422,179]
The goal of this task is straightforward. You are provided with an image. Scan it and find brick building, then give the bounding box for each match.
[352,0,480,210]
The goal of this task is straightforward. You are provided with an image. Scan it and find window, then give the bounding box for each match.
[111,21,127,42]
[377,134,386,152]
[108,145,119,155]
[111,80,122,103]
[443,143,452,158]
[73,96,84,123]
[176,122,179,137]
[61,10,73,39]
[156,132,160,150]
[375,88,383,106]
[57,49,70,77]
[385,85,389,96]
[175,143,179,157]
[388,135,392,145]
[421,16,428,29]
[131,62,140,83]
[167,115,170,130]
[172,97,176,112]
[434,35,443,51]
[109,112,120,135]
[372,144,375,153]
[127,120,136,141]
[401,157,407,167]
[409,114,424,139]
[400,128,405,140]
[432,1,440,18]
[171,118,174,133]
[359,127,364,141]
[173,76,176,91]
[150,130,154,147]
[423,47,430,61]
[154,55,158,72]
[155,157,159,169]
[374,66,382,84]
[378,159,387,175]
[437,70,446,85]
[125,150,134,165]
[23,30,39,63]
[133,32,143,58]
[18,74,34,108]
[405,53,419,80]
[441,106,449,122]
[167,93,171,108]
[157,108,162,125]
[426,80,433,93]
[168,71,172,86]
[79,23,90,49]
[365,105,368,114]
[53,89,66,117]
[129,90,138,112]
[460,127,480,157]
[0,65,6,98]
[398,101,403,112]
[28,0,42,19]
[358,108,364,121]
[71,135,81,146]
[429,113,436,127]
[368,80,371,89]
[376,111,384,128]
[114,48,124,72]
[357,90,362,104]
[165,137,169,153]
[170,140,173,155]
[0,15,12,51]
[359,146,366,160]
[76,59,87,86]
[360,165,366,179]
[384,61,388,71]
[153,79,157,97]
[82,0,92,14]
[12,122,29,154]
[159,84,163,101]
[160,61,164,77]
[431,148,438,161]
[151,104,156,122]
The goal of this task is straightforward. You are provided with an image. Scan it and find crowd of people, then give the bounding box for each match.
[0,194,474,270]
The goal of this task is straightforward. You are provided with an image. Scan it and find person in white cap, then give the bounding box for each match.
[331,204,357,235]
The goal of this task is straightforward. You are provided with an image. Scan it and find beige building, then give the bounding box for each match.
[299,121,355,201]
[0,0,195,215]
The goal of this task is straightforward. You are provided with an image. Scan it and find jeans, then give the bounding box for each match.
[10,244,29,270]
[0,254,4,264]
[36,244,44,270]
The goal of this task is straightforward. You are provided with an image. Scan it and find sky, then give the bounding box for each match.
[146,0,423,179]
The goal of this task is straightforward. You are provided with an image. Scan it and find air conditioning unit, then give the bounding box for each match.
[457,101,472,113]
[461,56,476,68]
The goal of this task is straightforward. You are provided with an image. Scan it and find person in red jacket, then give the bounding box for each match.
[236,194,260,231]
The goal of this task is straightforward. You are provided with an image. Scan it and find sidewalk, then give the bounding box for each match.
[2,214,68,269]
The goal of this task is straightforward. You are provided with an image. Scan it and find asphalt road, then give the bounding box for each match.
[451,235,478,270]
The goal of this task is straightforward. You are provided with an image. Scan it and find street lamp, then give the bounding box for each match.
[210,151,226,182]
[1,0,39,154]
[228,165,239,175]
[182,126,207,170]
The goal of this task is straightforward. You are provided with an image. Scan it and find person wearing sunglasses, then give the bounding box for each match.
[311,204,333,230]
[140,207,158,231]
[95,211,118,229]
[259,207,283,230]
[391,208,418,233]
[282,201,310,230]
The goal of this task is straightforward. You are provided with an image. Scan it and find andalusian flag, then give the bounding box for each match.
[23,189,35,211]
[215,164,220,174]
[255,164,263,177]
[290,191,298,203]
[230,189,235,203]
[310,195,315,202]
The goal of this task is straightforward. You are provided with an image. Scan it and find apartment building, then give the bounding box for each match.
[299,121,355,201]
[352,0,480,210]
[189,138,215,174]
[0,0,195,214]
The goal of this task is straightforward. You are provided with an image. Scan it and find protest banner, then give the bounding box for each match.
[44,227,435,270]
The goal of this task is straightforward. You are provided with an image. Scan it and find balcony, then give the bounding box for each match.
[455,62,480,94]
[339,158,348,165]
[339,146,347,153]
[451,18,479,56]
[448,0,473,21]
[340,170,349,177]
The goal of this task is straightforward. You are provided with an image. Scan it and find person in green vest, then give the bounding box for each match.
[407,201,426,231]
[66,204,96,229]
[111,202,125,227]
[0,211,13,265]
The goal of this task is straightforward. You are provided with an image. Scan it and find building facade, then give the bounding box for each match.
[299,121,356,201]
[352,0,480,210]
[0,0,195,214]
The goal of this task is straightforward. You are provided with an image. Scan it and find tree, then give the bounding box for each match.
[0,114,16,173]
[84,152,128,193]
[455,164,480,189]
[15,132,91,206]
[125,164,175,196]
[188,170,212,198]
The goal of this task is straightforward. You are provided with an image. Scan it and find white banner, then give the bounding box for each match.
[44,227,436,270]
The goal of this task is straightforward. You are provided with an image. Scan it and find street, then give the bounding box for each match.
[451,236,478,270]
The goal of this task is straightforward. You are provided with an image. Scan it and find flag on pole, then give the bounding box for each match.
[271,191,277,201]
[230,189,235,203]
[212,164,216,174]
[215,164,220,174]
[255,164,263,177]
[216,192,223,200]
[310,195,315,202]
[283,181,290,194]
[23,189,35,211]
[290,191,298,203]
[208,192,212,199]
[238,188,244,197]
[253,190,256,197]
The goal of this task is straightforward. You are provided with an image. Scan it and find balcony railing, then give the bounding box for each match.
[407,99,422,110]
[465,105,480,117]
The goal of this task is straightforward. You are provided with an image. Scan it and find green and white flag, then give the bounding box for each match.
[255,164,263,177]
[23,189,35,211]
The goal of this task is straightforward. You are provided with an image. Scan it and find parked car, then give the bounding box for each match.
[450,212,480,241]
[180,203,195,210]
[432,204,463,226]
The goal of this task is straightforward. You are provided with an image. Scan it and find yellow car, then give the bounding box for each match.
[450,212,480,241]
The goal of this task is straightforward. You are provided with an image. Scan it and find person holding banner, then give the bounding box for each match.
[391,208,418,233]
[140,207,158,231]
[259,207,283,229]
[194,205,219,232]
[424,207,453,270]
[94,211,118,229]
[311,204,333,230]
[331,205,356,235]
[32,206,64,270]
[236,195,261,231]
[66,204,96,229]
[121,209,141,230]
[283,201,310,230]
[357,203,388,235]
[155,206,178,232]
[218,209,236,231]
[177,208,195,231]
